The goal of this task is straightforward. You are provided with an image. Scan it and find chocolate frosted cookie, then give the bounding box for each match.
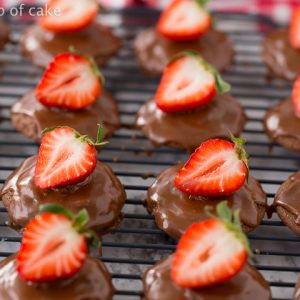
[143,256,272,300]
[273,172,300,235]
[262,29,300,81]
[134,28,234,76]
[0,20,9,49]
[11,89,120,142]
[263,97,300,152]
[0,255,114,300]
[21,22,120,68]
[136,94,247,152]
[147,164,267,240]
[0,156,126,235]
[294,278,300,300]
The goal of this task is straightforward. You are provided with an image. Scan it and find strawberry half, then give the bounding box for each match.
[292,76,300,117]
[35,52,103,110]
[17,204,98,283]
[289,5,300,49]
[174,137,248,197]
[157,0,212,42]
[171,201,251,288]
[34,125,107,189]
[39,0,98,33]
[155,52,230,113]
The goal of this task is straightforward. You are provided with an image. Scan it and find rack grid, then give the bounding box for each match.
[0,6,298,300]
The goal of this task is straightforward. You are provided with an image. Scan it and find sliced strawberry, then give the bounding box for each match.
[289,6,300,49]
[34,126,106,189]
[292,76,300,117]
[174,137,248,197]
[17,205,98,283]
[155,52,230,113]
[35,53,103,110]
[39,0,98,33]
[171,201,250,288]
[157,0,212,42]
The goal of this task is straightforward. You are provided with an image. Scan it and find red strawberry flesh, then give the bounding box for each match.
[157,0,211,42]
[174,138,248,196]
[292,76,300,117]
[289,6,300,49]
[34,127,97,189]
[17,212,87,283]
[156,55,216,113]
[39,0,98,33]
[171,218,248,288]
[36,53,101,110]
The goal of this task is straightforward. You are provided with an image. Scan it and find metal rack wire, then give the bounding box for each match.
[0,6,299,300]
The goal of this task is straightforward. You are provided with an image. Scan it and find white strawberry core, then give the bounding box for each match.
[163,57,214,103]
[162,1,209,33]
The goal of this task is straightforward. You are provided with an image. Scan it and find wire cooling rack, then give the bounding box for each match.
[0,6,299,300]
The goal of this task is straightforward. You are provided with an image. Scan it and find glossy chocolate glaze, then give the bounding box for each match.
[0,156,126,235]
[134,28,234,76]
[21,22,121,68]
[0,20,9,49]
[263,97,300,152]
[0,255,114,300]
[294,278,300,300]
[273,172,300,234]
[136,94,247,152]
[262,29,300,81]
[143,256,272,300]
[11,89,120,141]
[147,164,267,240]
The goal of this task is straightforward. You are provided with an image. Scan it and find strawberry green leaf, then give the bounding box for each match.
[214,69,231,94]
[84,229,100,249]
[39,204,73,220]
[205,201,253,257]
[216,201,232,222]
[195,0,209,7]
[73,209,89,231]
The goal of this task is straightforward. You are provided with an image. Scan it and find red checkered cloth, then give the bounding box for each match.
[100,0,299,23]
[0,0,298,23]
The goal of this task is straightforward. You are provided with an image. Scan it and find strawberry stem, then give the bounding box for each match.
[205,201,252,257]
[230,135,249,175]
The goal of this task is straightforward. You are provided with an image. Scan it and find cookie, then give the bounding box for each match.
[134,28,234,76]
[11,89,120,142]
[147,164,267,240]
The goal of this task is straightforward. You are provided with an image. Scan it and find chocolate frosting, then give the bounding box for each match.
[263,97,300,152]
[134,28,234,76]
[21,22,120,68]
[262,29,300,81]
[273,172,300,229]
[136,94,247,152]
[147,164,267,240]
[0,255,114,300]
[11,89,120,141]
[0,20,9,49]
[0,156,126,235]
[294,278,300,300]
[143,255,272,300]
